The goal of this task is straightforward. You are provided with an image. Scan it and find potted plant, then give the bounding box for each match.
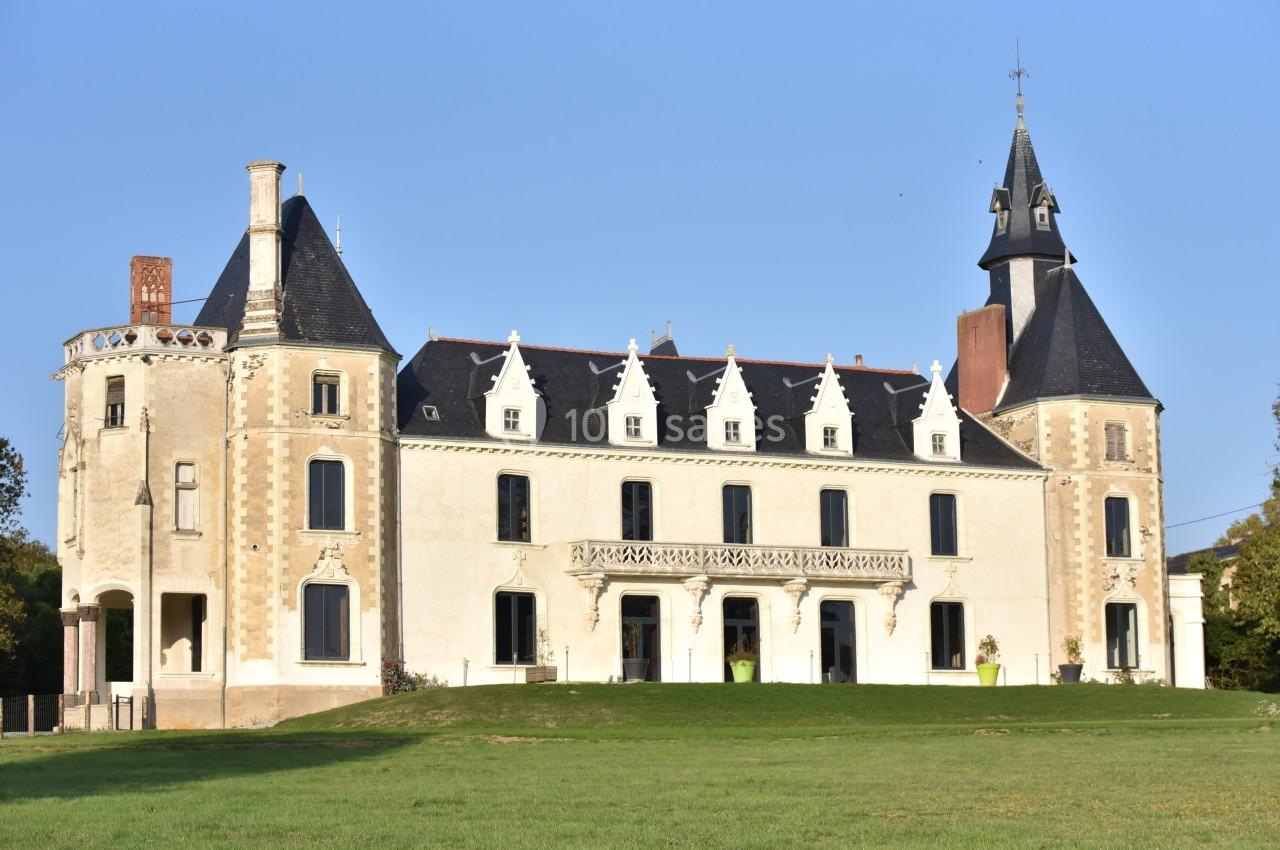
[726,635,758,683]
[1059,635,1084,684]
[622,622,649,682]
[976,634,1001,686]
[525,629,558,683]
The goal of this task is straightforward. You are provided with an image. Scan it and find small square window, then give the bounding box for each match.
[313,374,340,416]
[724,420,741,444]
[625,415,642,440]
[931,433,946,456]
[503,408,521,433]
[1036,206,1050,230]
[823,426,838,450]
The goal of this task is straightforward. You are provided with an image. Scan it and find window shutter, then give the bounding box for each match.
[106,376,125,406]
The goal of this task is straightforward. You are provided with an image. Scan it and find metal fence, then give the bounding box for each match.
[0,695,63,736]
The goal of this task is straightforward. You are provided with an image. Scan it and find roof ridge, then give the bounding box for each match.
[431,337,918,375]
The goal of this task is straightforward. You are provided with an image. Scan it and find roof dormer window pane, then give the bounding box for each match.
[931,433,946,456]
[823,426,838,450]
[503,408,521,433]
[625,415,642,440]
[724,420,741,445]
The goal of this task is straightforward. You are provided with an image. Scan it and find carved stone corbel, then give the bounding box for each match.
[878,581,905,635]
[683,575,710,633]
[577,573,606,630]
[781,578,808,633]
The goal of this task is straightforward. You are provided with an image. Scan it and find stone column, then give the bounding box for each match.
[78,604,101,702]
[60,608,80,694]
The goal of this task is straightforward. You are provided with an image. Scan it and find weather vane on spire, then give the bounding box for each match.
[1009,37,1029,125]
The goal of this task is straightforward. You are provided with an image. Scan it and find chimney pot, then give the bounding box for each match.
[854,354,864,366]
[130,256,173,325]
[240,160,286,340]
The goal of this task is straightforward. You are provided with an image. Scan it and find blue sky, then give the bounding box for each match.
[2,2,1276,554]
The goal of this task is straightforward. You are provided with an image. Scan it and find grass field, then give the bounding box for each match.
[1,684,1277,849]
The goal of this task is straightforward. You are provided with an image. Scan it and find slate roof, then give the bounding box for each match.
[397,339,1042,470]
[195,195,395,354]
[1167,543,1240,576]
[977,121,1072,269]
[996,266,1155,411]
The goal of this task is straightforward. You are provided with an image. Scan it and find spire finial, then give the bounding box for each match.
[335,215,343,255]
[1009,37,1029,129]
[297,172,304,196]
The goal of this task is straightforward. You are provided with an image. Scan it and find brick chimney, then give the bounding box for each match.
[957,304,1007,415]
[130,256,173,325]
[239,160,286,340]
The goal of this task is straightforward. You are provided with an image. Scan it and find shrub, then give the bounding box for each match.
[1062,634,1083,665]
[381,659,447,695]
[977,634,1000,664]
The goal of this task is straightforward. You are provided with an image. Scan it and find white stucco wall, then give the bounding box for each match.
[399,439,1053,687]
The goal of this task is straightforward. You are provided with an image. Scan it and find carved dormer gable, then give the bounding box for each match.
[607,339,659,447]
[483,330,546,441]
[705,345,756,451]
[804,354,853,455]
[912,360,961,462]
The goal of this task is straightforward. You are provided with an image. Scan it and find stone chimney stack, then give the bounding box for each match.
[240,160,286,340]
[957,304,1008,415]
[129,256,173,325]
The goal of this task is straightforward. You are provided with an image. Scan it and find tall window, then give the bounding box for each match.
[308,459,345,530]
[820,489,848,547]
[625,415,643,440]
[930,601,964,670]
[929,493,958,556]
[621,480,653,541]
[1104,423,1127,461]
[822,426,838,450]
[722,485,752,544]
[1105,602,1138,669]
[1105,496,1131,557]
[497,474,531,542]
[105,376,125,427]
[312,374,340,415]
[495,591,536,665]
[303,583,350,661]
[724,420,742,445]
[175,463,198,531]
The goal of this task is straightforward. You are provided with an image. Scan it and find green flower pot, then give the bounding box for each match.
[977,662,1001,687]
[730,660,757,683]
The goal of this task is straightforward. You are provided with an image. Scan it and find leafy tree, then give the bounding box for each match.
[1194,388,1280,692]
[0,437,30,655]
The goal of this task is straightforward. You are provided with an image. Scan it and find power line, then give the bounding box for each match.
[1166,502,1265,530]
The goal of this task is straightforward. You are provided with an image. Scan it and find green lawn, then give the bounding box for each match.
[1,684,1277,849]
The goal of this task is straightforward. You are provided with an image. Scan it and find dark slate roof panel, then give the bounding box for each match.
[1167,543,1240,576]
[195,196,395,354]
[997,267,1154,410]
[397,340,1041,470]
[978,123,1072,269]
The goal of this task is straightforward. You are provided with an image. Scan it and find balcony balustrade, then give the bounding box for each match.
[568,539,910,583]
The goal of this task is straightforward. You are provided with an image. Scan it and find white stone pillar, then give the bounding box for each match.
[240,160,285,339]
[60,608,79,694]
[78,604,101,701]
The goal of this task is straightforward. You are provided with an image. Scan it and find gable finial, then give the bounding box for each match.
[1009,37,1029,128]
[726,343,736,358]
[930,359,943,377]
[335,215,343,255]
[825,352,834,365]
[508,329,521,345]
[628,337,638,354]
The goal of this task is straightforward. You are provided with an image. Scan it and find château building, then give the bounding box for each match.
[53,96,1205,728]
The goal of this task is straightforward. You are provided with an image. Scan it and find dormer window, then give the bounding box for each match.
[823,426,838,450]
[931,433,947,456]
[503,407,521,433]
[1035,205,1050,230]
[724,420,742,445]
[997,209,1010,234]
[625,415,642,440]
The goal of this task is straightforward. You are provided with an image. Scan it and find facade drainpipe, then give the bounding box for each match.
[220,359,232,729]
[138,403,155,727]
[396,423,405,663]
